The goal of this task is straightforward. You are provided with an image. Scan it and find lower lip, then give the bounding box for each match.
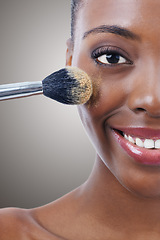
[112,129,160,166]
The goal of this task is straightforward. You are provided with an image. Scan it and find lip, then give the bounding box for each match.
[111,128,160,166]
[114,127,160,139]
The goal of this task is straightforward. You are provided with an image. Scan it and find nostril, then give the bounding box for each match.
[133,107,147,114]
[136,108,146,112]
[128,91,160,117]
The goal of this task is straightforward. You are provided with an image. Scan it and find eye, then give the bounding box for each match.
[91,46,132,66]
[97,53,126,65]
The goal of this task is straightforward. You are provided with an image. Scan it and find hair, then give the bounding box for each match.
[71,0,83,41]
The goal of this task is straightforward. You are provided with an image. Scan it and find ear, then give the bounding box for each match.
[66,38,73,66]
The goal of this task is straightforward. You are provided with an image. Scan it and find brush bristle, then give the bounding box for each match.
[42,67,92,104]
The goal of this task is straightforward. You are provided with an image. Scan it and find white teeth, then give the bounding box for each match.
[128,136,135,144]
[155,140,160,149]
[144,139,154,149]
[123,133,160,149]
[136,138,144,147]
[124,134,129,140]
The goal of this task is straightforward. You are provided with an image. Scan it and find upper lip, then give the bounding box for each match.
[111,127,160,139]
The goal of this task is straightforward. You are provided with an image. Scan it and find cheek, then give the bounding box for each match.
[85,74,128,119]
[77,72,130,161]
[72,52,129,115]
[77,76,126,147]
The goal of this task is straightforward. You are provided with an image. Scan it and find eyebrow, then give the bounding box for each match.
[83,25,140,41]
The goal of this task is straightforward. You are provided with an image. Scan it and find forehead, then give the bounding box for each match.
[75,0,160,40]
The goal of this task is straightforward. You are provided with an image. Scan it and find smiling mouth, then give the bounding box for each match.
[118,130,160,150]
[111,127,160,165]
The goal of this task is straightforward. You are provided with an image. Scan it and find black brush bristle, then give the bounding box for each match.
[42,67,92,105]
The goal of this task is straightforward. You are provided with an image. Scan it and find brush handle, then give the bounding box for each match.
[0,81,43,101]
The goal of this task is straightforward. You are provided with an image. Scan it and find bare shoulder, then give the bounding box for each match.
[0,207,30,239]
[0,185,94,240]
[30,186,88,240]
[0,207,64,240]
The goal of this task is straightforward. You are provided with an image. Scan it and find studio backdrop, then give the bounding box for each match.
[0,0,94,209]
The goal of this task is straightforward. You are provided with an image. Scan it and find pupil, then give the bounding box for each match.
[106,54,120,64]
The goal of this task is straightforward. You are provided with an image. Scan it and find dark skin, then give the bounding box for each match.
[1,0,160,239]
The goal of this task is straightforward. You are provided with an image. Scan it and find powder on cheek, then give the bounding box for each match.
[86,73,102,108]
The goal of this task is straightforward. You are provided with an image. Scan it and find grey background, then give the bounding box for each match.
[0,0,95,208]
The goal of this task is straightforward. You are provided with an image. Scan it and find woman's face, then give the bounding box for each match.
[67,0,160,198]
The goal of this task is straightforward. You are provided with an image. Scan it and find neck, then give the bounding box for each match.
[82,155,160,232]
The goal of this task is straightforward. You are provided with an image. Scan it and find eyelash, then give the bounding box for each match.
[91,46,133,67]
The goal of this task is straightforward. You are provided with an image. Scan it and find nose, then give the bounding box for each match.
[127,67,160,118]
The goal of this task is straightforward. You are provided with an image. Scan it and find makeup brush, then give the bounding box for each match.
[0,67,92,104]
